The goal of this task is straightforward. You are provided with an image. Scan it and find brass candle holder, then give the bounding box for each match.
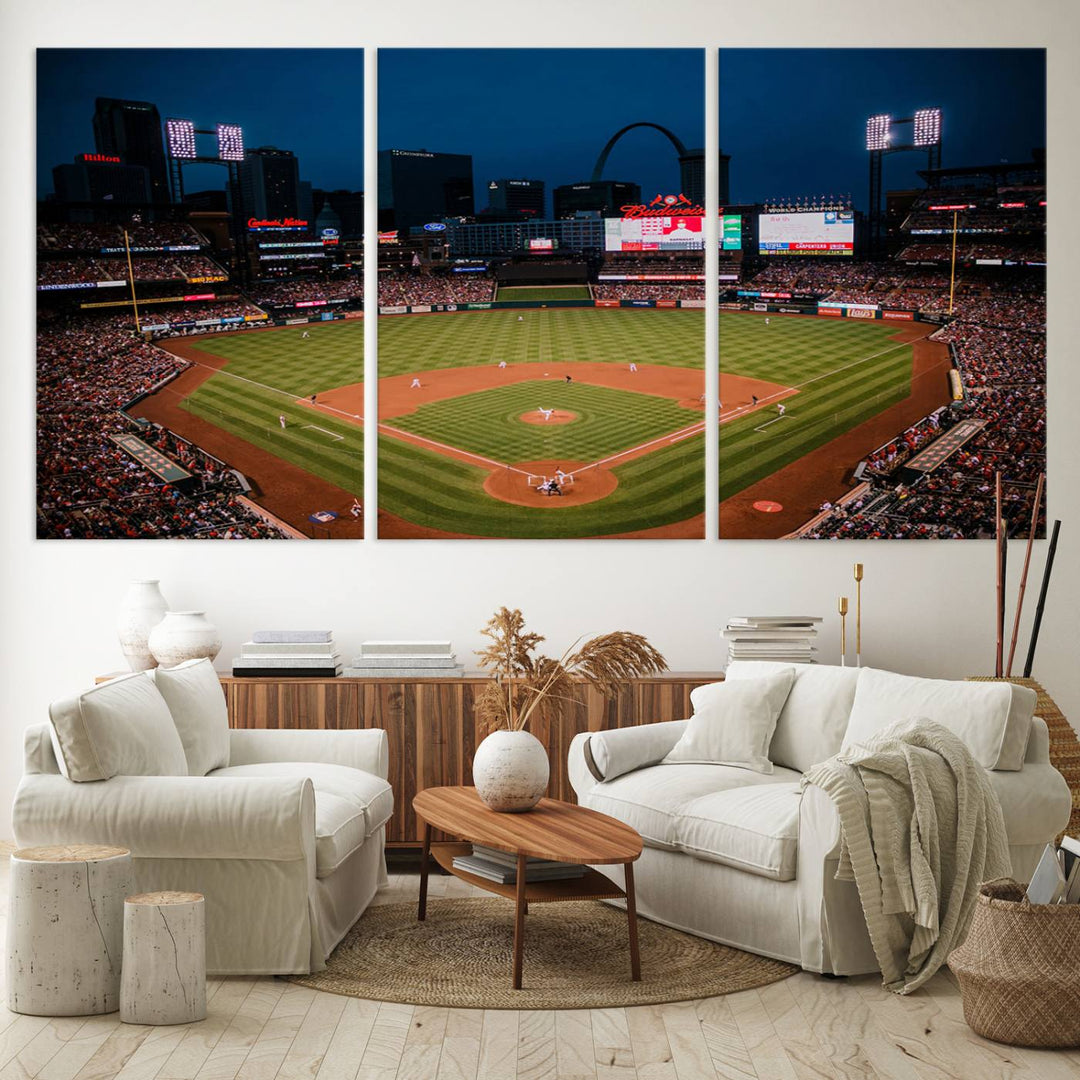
[838,596,849,667]
[853,563,864,668]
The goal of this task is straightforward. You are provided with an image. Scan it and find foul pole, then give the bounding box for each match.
[123,229,142,335]
[947,210,958,315]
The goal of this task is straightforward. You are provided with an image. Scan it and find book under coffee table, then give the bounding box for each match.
[413,786,644,990]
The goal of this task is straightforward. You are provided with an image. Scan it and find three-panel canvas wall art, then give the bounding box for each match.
[35,48,1046,540]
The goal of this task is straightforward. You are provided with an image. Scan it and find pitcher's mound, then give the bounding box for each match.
[484,460,617,507]
[519,410,577,426]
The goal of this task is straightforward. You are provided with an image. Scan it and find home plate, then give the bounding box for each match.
[753,500,784,514]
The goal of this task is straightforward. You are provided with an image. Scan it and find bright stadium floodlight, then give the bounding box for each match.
[216,123,244,162]
[913,107,942,147]
[165,118,197,159]
[866,114,891,151]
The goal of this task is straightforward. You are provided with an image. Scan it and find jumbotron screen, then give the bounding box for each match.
[758,211,854,256]
[604,216,704,252]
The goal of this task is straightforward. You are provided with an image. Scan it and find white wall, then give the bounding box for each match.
[2,0,1078,835]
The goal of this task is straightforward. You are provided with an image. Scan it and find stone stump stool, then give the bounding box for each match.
[120,891,207,1025]
[7,844,132,1015]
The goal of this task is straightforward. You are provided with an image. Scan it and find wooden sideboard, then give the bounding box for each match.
[220,672,721,849]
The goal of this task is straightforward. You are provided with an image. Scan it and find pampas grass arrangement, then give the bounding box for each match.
[475,606,667,734]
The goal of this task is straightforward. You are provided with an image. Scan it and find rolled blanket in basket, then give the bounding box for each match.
[803,718,1011,994]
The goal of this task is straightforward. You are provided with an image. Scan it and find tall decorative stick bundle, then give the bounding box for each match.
[1024,516,1060,678]
[838,597,849,667]
[853,563,864,667]
[1006,472,1046,677]
[995,472,1005,678]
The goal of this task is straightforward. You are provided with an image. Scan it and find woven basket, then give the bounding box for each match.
[949,879,1080,1047]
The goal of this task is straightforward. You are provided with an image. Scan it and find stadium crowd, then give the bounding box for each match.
[378,270,495,305]
[252,277,364,305]
[38,254,229,286]
[37,222,207,251]
[592,283,704,301]
[36,312,288,539]
[142,299,268,333]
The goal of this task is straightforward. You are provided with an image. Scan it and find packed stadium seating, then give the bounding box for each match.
[592,283,704,301]
[378,269,495,305]
[252,277,363,305]
[36,311,288,539]
[38,254,229,286]
[37,222,208,250]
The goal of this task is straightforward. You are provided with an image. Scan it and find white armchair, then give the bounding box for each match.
[12,665,393,976]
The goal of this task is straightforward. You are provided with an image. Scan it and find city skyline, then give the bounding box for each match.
[36,49,364,199]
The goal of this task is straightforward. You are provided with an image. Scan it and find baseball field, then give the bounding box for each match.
[718,310,953,538]
[128,306,952,541]
[375,307,707,538]
[132,320,365,537]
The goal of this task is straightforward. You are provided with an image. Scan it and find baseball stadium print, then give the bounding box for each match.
[36,49,364,540]
[718,48,1046,540]
[376,49,705,539]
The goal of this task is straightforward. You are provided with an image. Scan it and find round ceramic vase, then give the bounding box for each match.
[472,729,550,812]
[148,611,222,669]
[116,580,169,672]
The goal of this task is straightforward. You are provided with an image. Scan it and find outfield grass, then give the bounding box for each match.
[387,380,698,463]
[719,311,917,500]
[378,431,703,538]
[175,321,363,493]
[379,307,701,378]
[495,285,592,301]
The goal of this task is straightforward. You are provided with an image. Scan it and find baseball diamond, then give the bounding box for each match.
[376,307,706,538]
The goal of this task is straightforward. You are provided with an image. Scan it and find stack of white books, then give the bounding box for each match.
[723,616,822,665]
[344,641,464,679]
[452,844,587,885]
[1026,836,1080,904]
[232,631,342,677]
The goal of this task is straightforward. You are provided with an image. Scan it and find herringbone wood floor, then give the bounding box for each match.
[0,856,1077,1080]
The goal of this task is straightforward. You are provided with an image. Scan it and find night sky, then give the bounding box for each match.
[36,48,1044,213]
[378,49,705,216]
[36,49,364,198]
[721,49,1045,209]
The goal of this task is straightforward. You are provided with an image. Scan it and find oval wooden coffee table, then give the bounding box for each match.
[413,786,644,990]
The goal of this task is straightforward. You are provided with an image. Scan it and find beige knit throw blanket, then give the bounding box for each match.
[802,718,1011,994]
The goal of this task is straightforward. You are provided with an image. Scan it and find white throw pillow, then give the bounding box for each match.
[49,672,188,782]
[150,658,230,775]
[842,668,1036,771]
[663,671,795,774]
[724,661,860,772]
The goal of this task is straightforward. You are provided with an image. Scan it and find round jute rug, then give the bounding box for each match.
[287,898,797,1009]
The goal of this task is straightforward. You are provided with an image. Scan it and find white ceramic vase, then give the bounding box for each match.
[116,580,169,672]
[148,611,222,669]
[472,729,550,812]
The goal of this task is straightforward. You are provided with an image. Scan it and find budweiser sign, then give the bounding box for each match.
[622,193,705,219]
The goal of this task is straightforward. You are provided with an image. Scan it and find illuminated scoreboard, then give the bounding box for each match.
[758,211,854,256]
[604,216,703,252]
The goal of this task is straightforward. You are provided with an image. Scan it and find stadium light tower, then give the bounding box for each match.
[164,117,250,280]
[866,107,942,255]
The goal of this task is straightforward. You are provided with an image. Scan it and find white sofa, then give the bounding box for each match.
[568,663,1072,976]
[11,661,393,976]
